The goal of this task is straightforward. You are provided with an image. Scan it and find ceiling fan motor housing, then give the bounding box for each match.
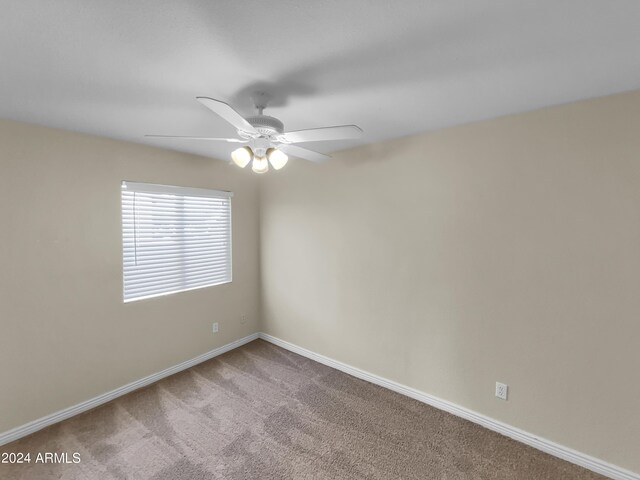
[243,115,284,137]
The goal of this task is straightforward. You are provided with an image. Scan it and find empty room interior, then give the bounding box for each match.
[1,2,639,479]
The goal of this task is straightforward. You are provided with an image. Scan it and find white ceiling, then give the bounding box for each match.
[2,1,640,161]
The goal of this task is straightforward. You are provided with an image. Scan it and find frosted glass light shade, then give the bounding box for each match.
[231,146,252,168]
[267,148,288,170]
[252,156,269,174]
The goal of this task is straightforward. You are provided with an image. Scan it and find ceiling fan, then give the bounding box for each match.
[146,92,363,173]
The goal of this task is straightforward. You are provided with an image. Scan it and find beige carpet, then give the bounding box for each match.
[2,339,605,479]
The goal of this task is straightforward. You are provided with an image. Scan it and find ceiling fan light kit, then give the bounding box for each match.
[231,145,289,173]
[146,94,363,174]
[251,155,269,174]
[230,146,252,168]
[266,147,288,170]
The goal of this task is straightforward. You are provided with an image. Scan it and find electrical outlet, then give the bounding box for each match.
[240,315,247,325]
[212,322,219,334]
[495,382,508,400]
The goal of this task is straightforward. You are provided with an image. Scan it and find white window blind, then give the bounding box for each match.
[121,181,232,302]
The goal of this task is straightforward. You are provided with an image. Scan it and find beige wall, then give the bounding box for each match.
[2,90,639,472]
[259,90,640,472]
[0,120,260,433]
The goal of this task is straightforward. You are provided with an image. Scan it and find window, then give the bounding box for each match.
[121,181,232,302]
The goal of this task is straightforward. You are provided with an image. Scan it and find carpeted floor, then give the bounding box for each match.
[1,339,605,479]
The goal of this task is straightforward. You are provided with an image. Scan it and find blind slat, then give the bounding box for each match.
[124,261,230,280]
[124,273,231,296]
[123,250,229,264]
[124,268,230,288]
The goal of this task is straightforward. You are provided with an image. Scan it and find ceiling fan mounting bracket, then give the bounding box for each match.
[251,91,272,112]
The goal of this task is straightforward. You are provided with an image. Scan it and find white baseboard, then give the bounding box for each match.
[0,333,259,447]
[258,332,639,480]
[2,331,636,480]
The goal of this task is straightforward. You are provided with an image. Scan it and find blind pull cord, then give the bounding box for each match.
[133,192,138,266]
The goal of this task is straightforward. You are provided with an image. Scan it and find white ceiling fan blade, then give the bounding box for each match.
[279,125,363,144]
[196,97,258,135]
[145,135,246,142]
[278,144,331,163]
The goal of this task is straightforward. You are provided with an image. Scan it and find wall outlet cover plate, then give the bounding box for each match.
[496,382,508,400]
